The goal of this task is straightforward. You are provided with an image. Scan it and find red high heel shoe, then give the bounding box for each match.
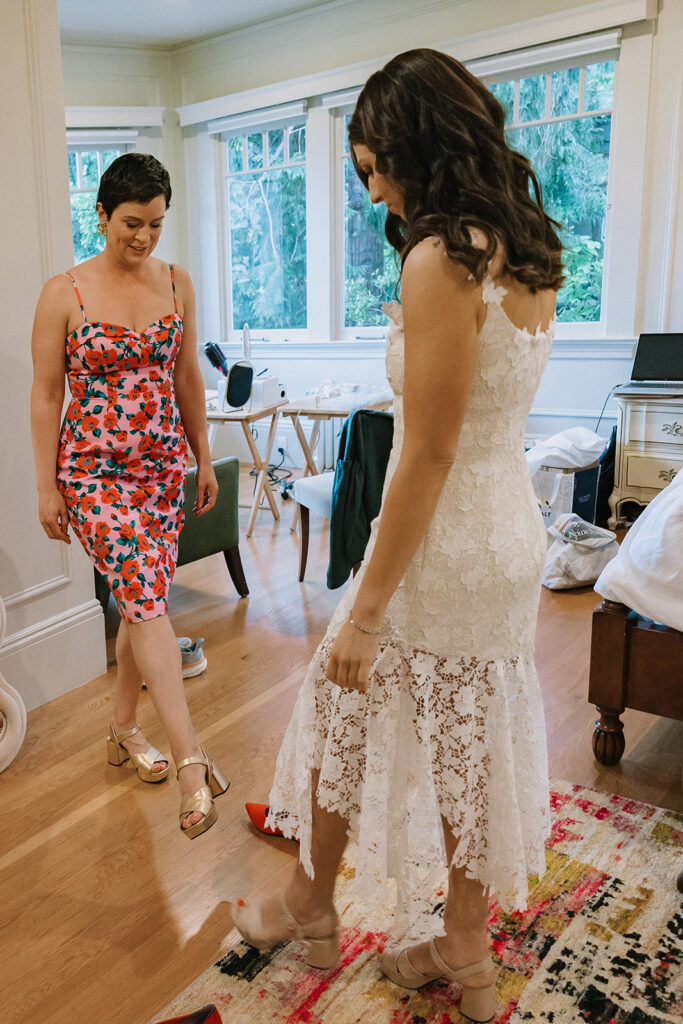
[245,802,299,841]
[154,1006,221,1024]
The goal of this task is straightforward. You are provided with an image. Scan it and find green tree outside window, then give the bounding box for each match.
[227,124,307,330]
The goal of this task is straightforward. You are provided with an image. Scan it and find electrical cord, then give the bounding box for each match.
[249,447,293,493]
[595,384,620,433]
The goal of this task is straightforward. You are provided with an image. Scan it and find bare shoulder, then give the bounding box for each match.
[38,273,78,310]
[402,237,480,306]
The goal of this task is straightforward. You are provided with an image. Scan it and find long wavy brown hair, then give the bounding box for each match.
[348,48,564,291]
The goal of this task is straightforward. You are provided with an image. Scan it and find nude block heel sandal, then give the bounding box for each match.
[302,932,340,969]
[379,938,496,1022]
[232,895,340,969]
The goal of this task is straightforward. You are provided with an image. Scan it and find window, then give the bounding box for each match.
[192,28,647,344]
[488,60,615,323]
[224,122,307,332]
[341,114,398,331]
[67,145,128,263]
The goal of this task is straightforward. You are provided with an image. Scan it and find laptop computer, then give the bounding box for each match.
[614,332,683,396]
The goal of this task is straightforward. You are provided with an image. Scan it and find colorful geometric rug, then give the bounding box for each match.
[154,780,683,1023]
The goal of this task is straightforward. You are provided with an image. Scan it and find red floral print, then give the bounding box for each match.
[57,268,188,622]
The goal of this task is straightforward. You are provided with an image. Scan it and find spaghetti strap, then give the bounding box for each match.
[65,272,86,317]
[169,263,178,313]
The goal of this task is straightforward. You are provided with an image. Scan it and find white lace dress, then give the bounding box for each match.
[269,277,554,915]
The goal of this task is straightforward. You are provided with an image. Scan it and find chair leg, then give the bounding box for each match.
[94,569,110,614]
[223,546,249,597]
[298,505,310,582]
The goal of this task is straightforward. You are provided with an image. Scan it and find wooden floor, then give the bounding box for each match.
[2,479,682,1024]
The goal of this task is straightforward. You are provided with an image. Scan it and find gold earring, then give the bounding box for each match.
[98,221,107,236]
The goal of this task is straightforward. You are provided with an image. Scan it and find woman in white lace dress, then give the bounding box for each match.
[233,48,562,1020]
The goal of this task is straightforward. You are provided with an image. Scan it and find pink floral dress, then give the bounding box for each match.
[57,266,188,621]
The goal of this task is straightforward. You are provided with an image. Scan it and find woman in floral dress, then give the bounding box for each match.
[30,154,227,838]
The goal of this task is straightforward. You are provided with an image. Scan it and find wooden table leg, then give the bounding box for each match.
[289,417,322,533]
[241,412,281,539]
[291,416,320,477]
[207,421,218,455]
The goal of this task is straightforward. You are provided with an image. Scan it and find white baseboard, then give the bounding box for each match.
[0,600,106,712]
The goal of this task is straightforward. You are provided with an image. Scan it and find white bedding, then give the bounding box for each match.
[594,470,683,631]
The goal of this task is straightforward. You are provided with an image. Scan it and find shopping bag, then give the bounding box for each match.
[542,513,619,590]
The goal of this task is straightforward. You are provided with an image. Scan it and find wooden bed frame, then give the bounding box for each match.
[588,598,683,764]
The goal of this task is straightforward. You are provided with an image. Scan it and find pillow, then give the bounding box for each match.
[594,470,683,631]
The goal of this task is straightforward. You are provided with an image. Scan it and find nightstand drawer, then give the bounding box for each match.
[625,454,683,488]
[624,405,683,445]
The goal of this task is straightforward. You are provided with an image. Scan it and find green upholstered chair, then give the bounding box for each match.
[94,456,248,610]
[177,457,248,597]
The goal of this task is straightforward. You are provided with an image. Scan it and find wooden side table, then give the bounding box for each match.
[609,391,683,528]
[206,401,287,538]
[281,394,393,477]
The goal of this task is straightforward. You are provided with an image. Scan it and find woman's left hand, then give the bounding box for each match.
[193,463,219,516]
[326,619,380,693]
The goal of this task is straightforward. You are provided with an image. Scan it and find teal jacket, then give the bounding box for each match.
[327,409,394,589]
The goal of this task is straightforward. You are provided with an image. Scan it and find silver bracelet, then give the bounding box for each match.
[349,615,384,636]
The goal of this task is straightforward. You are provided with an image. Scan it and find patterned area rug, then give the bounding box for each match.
[154,780,682,1023]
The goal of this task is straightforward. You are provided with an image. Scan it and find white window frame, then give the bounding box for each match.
[482,54,618,340]
[65,108,170,264]
[66,130,137,264]
[180,16,655,348]
[334,103,398,341]
[212,102,310,344]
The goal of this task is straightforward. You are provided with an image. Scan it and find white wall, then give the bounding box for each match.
[171,0,601,106]
[0,0,105,712]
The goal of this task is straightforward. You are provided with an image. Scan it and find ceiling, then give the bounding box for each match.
[58,0,341,49]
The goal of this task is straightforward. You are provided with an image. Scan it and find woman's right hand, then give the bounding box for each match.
[38,486,71,544]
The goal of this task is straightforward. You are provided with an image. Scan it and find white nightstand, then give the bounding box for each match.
[609,390,683,528]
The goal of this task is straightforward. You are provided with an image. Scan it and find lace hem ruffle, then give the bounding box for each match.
[268,628,550,918]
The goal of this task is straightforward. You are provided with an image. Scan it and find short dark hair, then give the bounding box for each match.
[349,48,564,292]
[97,153,172,217]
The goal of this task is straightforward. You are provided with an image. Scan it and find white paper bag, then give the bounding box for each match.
[542,513,619,590]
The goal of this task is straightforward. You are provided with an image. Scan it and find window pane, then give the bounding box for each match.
[288,124,306,162]
[80,151,100,187]
[519,74,546,123]
[67,151,78,188]
[228,167,307,329]
[246,133,263,170]
[510,113,612,322]
[70,192,104,265]
[344,157,398,328]
[227,138,242,174]
[551,67,579,117]
[489,80,514,124]
[585,61,615,111]
[102,149,121,171]
[268,129,284,166]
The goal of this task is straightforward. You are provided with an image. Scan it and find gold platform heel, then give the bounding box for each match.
[176,747,230,840]
[106,721,169,783]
